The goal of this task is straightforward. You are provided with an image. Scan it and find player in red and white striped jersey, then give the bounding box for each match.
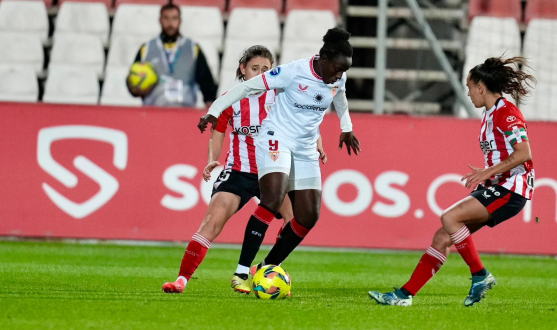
[369,56,536,307]
[162,46,326,295]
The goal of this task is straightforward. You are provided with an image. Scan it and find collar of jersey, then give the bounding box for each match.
[486,97,505,114]
[309,55,322,81]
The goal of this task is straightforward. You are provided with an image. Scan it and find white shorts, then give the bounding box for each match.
[255,132,321,191]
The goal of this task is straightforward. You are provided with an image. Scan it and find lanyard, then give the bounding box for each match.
[157,37,182,75]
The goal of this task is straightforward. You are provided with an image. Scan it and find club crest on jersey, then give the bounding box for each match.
[507,116,516,122]
[487,120,493,133]
[313,92,325,104]
[332,86,339,97]
[269,67,281,76]
[269,151,280,162]
[298,84,308,92]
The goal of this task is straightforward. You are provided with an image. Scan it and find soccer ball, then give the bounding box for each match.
[252,265,291,300]
[128,62,158,90]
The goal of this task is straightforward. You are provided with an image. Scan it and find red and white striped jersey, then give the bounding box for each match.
[479,98,535,199]
[215,90,276,174]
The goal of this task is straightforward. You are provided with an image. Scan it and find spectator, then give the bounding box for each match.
[128,1,217,107]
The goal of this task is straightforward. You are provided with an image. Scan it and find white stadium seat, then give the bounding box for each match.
[0,66,38,102]
[55,2,110,45]
[225,8,280,53]
[459,17,522,118]
[221,39,277,71]
[43,66,99,105]
[282,10,336,43]
[180,6,224,51]
[0,0,49,44]
[50,34,105,77]
[521,19,557,121]
[280,41,322,64]
[0,32,44,73]
[100,67,143,107]
[112,4,161,40]
[196,40,220,82]
[106,35,147,70]
[217,67,239,96]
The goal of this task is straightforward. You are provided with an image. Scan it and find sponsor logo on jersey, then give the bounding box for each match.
[269,151,280,161]
[507,115,517,122]
[332,86,339,97]
[269,67,281,76]
[313,92,325,104]
[233,125,261,136]
[294,103,327,112]
[298,84,308,92]
[233,110,241,117]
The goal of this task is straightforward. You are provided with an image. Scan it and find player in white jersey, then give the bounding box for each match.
[162,46,327,294]
[369,56,536,307]
[198,28,361,277]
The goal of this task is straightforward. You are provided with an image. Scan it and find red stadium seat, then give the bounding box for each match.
[468,0,522,22]
[285,0,340,17]
[115,0,226,11]
[525,0,557,24]
[58,0,111,6]
[228,0,282,14]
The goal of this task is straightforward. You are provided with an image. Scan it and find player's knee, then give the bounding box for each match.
[198,216,224,240]
[432,227,452,249]
[440,210,454,228]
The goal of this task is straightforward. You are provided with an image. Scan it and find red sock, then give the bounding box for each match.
[178,233,211,281]
[290,218,310,238]
[402,246,446,296]
[449,226,484,274]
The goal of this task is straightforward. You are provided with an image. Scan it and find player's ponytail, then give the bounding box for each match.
[319,27,353,60]
[236,45,275,81]
[469,56,536,104]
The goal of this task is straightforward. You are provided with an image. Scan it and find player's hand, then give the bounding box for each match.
[203,161,220,181]
[461,164,492,190]
[318,145,327,164]
[338,131,361,156]
[198,114,218,133]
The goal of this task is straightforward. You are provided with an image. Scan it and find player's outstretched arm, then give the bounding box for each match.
[197,75,267,133]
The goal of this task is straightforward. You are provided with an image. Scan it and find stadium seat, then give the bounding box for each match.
[285,0,340,17]
[221,39,278,71]
[196,40,220,82]
[0,0,49,44]
[468,0,522,22]
[112,4,161,41]
[50,34,105,77]
[0,66,38,102]
[58,0,111,6]
[521,19,557,121]
[228,0,282,14]
[100,67,143,107]
[225,8,281,53]
[2,0,53,8]
[115,0,226,12]
[0,32,44,73]
[525,0,557,24]
[179,6,224,51]
[459,17,521,117]
[280,41,322,64]
[283,10,336,43]
[106,35,146,70]
[55,1,110,45]
[217,67,239,97]
[43,66,99,105]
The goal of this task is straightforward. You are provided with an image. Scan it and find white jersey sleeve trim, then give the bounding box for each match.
[333,88,353,132]
[207,75,267,117]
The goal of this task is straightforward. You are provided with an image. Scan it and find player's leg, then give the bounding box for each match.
[162,191,241,294]
[275,194,294,243]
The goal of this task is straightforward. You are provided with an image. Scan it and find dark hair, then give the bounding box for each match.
[319,27,353,60]
[469,56,536,104]
[161,1,180,17]
[236,45,274,81]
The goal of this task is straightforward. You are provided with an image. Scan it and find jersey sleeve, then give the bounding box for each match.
[215,106,233,133]
[497,108,529,147]
[261,63,295,91]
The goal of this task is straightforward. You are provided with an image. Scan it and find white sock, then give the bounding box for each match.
[235,265,249,275]
[177,276,188,285]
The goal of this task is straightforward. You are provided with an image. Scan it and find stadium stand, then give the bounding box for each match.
[228,0,283,13]
[468,0,522,22]
[280,41,323,65]
[459,16,522,117]
[225,8,281,53]
[112,4,161,41]
[50,33,105,77]
[179,5,224,51]
[100,67,142,107]
[525,0,557,24]
[0,32,43,73]
[0,66,38,102]
[285,0,340,16]
[58,0,111,6]
[43,66,99,105]
[0,0,49,44]
[106,35,146,70]
[196,40,220,82]
[521,19,557,121]
[55,1,110,45]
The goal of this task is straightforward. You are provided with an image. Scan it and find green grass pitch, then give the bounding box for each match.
[1,241,556,329]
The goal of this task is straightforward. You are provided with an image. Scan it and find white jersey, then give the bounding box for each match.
[261,56,348,145]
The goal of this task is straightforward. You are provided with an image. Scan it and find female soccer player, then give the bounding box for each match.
[369,56,536,307]
[198,28,361,275]
[162,46,326,294]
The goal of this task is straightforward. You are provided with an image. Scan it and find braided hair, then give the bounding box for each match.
[319,27,353,60]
